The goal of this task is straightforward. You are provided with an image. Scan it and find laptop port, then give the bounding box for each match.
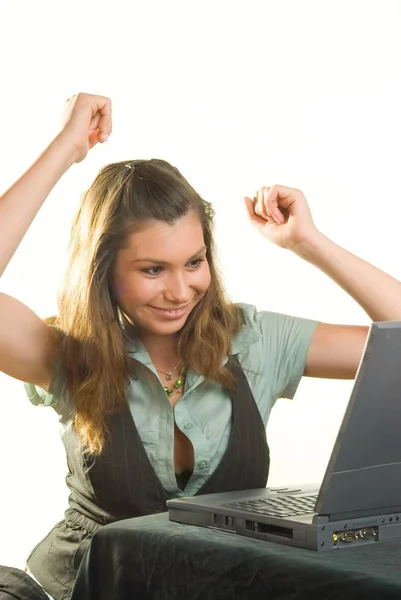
[332,526,378,545]
[246,520,293,539]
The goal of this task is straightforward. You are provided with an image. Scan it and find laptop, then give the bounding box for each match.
[167,322,401,551]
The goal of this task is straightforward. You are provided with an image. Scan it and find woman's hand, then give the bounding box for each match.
[244,185,318,252]
[58,93,112,163]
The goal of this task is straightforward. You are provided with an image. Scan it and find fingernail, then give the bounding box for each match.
[102,133,109,142]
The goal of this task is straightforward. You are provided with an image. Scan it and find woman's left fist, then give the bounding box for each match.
[244,185,317,251]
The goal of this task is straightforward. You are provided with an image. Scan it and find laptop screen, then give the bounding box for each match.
[316,322,401,519]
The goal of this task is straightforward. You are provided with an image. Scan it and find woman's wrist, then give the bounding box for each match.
[291,229,329,264]
[47,131,82,169]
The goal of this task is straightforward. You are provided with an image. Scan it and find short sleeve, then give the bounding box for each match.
[271,313,319,399]
[24,381,54,406]
[234,303,319,403]
[23,355,65,408]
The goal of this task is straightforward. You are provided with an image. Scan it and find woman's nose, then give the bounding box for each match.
[163,274,190,304]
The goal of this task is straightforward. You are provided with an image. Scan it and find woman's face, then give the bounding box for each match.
[112,213,211,337]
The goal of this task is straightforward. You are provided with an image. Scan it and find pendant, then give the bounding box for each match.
[163,368,188,398]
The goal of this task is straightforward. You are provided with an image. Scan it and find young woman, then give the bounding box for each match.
[1,93,400,600]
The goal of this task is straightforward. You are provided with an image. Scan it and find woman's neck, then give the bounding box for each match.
[138,331,180,372]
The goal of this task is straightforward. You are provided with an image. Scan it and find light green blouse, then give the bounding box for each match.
[24,303,318,499]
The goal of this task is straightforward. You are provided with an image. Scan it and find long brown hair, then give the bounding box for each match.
[46,159,243,454]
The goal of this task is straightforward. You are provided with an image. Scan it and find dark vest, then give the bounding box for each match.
[27,355,270,600]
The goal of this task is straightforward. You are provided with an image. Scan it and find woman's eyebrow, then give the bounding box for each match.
[132,245,207,264]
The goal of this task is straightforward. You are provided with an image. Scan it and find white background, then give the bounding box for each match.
[0,0,400,567]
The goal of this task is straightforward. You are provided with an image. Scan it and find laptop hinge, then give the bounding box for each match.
[317,506,401,522]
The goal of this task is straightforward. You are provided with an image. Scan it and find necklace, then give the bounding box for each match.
[155,360,185,397]
[156,361,180,382]
[156,363,188,398]
[163,368,188,397]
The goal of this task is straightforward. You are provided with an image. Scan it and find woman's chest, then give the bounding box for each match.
[128,378,234,491]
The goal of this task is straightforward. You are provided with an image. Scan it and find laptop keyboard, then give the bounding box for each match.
[224,494,318,518]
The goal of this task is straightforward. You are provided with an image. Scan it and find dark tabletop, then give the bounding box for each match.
[71,512,401,600]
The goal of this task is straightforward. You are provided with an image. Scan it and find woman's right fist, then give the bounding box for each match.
[60,93,112,163]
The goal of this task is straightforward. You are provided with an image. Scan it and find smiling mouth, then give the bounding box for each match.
[150,305,189,315]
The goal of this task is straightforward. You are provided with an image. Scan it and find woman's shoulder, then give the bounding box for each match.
[234,301,298,331]
[232,302,319,402]
[232,302,319,354]
[235,302,318,329]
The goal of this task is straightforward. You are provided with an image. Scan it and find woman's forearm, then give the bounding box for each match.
[0,133,78,278]
[295,231,401,322]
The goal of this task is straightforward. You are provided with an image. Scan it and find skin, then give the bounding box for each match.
[113,214,210,371]
[1,92,401,396]
[112,214,211,473]
[244,184,401,379]
[1,93,401,477]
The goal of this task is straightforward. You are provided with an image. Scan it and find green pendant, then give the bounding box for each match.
[164,368,187,397]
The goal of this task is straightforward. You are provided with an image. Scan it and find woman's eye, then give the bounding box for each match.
[142,259,204,276]
[188,258,204,268]
[143,267,162,276]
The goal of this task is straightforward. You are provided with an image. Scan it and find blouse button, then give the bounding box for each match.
[183,422,193,430]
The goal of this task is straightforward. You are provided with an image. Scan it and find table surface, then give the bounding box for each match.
[71,512,401,600]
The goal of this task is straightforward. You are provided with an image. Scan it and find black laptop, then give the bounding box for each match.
[167,322,401,551]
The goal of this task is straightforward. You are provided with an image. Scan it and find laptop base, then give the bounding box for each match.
[168,486,401,551]
[169,506,401,551]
